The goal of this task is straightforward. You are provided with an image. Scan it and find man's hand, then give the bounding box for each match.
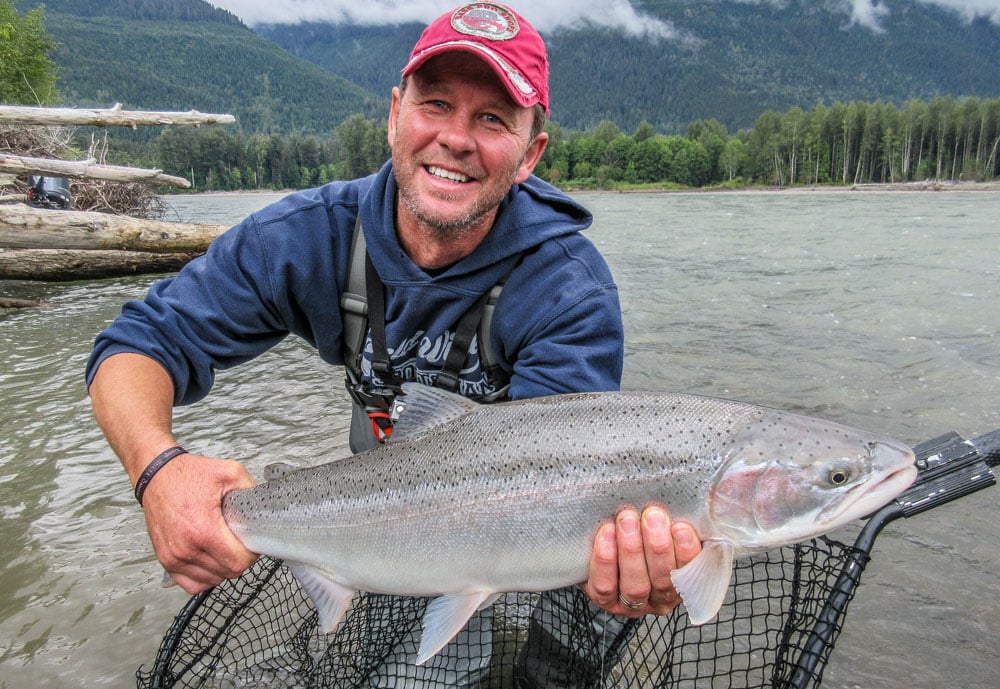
[88,353,259,594]
[142,453,258,594]
[582,505,701,616]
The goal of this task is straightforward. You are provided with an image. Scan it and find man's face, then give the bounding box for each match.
[388,52,547,240]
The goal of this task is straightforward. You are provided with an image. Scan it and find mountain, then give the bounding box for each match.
[257,0,1000,132]
[25,0,386,136]
[22,0,1000,135]
[22,0,245,25]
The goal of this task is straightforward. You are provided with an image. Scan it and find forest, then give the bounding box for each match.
[23,0,1000,135]
[3,0,998,192]
[129,95,1000,193]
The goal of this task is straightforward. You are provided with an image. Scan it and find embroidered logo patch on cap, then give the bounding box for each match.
[451,3,520,41]
[402,2,549,113]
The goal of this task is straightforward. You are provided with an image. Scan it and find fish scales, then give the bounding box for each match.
[221,383,917,664]
[225,393,756,570]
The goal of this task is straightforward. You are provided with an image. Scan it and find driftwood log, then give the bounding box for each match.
[0,248,198,281]
[0,104,236,128]
[1,153,190,188]
[1,103,236,285]
[0,204,228,279]
[0,203,226,253]
[0,296,43,308]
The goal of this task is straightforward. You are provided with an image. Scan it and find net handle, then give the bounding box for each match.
[782,426,1000,689]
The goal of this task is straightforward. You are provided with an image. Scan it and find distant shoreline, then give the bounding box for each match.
[560,180,1000,194]
[170,180,1000,197]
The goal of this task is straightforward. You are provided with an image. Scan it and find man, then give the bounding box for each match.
[86,2,701,684]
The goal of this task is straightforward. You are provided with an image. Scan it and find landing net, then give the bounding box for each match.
[137,536,863,689]
[135,430,1000,689]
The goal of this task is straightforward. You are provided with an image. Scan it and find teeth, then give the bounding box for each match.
[428,166,472,183]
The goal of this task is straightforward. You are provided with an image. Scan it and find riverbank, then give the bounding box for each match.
[161,179,1000,199]
[558,179,1000,194]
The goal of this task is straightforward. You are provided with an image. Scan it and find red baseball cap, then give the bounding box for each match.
[401,3,550,115]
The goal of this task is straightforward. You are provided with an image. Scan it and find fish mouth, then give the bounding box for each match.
[820,462,918,523]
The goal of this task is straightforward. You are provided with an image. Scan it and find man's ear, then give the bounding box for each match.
[514,131,549,184]
[387,87,401,148]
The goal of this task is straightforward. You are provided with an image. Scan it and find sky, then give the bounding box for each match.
[206,0,1000,35]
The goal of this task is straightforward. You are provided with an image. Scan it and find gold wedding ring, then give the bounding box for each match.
[618,592,645,610]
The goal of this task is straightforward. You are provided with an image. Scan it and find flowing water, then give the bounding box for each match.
[1,189,997,688]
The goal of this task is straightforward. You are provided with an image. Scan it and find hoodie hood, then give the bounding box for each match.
[359,161,593,293]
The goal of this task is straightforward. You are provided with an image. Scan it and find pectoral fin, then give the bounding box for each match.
[287,562,356,634]
[669,540,735,625]
[416,591,500,665]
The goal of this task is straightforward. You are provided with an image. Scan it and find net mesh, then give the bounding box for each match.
[137,536,866,689]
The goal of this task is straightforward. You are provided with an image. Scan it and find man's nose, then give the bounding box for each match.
[437,115,476,153]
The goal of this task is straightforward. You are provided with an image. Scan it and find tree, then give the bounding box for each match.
[602,134,634,181]
[746,110,785,185]
[631,137,667,183]
[632,120,656,143]
[335,114,388,180]
[0,0,58,104]
[720,138,748,181]
[686,119,728,183]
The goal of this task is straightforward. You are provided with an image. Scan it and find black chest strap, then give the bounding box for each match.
[341,216,512,395]
[363,255,495,394]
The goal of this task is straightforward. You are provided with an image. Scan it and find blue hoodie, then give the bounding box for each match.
[85,162,624,405]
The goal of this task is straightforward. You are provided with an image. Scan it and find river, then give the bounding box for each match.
[1,189,997,688]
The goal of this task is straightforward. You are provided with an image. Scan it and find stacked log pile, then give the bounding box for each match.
[1,104,235,290]
[0,203,226,281]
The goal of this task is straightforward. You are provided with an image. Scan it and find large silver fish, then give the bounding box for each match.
[222,383,916,664]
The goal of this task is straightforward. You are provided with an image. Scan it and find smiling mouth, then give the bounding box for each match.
[427,165,473,183]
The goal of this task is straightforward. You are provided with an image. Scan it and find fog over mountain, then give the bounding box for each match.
[208,0,1000,34]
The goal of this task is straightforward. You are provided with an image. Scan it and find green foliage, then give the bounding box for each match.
[537,95,999,190]
[333,114,391,181]
[150,115,391,191]
[260,1,1000,133]
[34,9,385,137]
[0,0,58,104]
[21,1,998,192]
[139,95,998,193]
[22,0,243,24]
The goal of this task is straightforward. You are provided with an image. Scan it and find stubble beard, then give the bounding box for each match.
[394,152,525,241]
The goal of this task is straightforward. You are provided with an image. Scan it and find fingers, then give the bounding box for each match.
[641,506,683,614]
[670,521,702,570]
[614,509,652,616]
[142,454,259,594]
[582,521,613,605]
[582,505,703,618]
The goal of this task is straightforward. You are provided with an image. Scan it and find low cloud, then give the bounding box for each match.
[846,0,893,31]
[732,0,1000,30]
[209,0,1000,34]
[914,0,1000,22]
[209,0,679,38]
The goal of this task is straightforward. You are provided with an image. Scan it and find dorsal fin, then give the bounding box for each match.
[263,462,300,481]
[390,383,480,442]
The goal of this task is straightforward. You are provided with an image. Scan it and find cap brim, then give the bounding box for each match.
[401,41,545,113]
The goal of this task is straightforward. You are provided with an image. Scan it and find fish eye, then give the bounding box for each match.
[828,468,851,486]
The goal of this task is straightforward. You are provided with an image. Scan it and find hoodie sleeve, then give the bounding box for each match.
[499,234,625,399]
[85,192,356,405]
